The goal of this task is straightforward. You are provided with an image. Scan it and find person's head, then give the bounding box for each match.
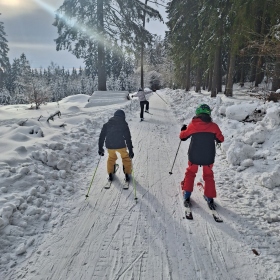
[138,88,143,91]
[195,104,211,116]
[195,104,212,122]
[114,109,125,118]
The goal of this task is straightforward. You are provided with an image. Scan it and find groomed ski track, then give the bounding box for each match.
[8,92,265,280]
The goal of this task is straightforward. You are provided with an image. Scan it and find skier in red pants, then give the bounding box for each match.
[179,104,224,209]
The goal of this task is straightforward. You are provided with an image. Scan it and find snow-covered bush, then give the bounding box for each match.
[146,70,162,91]
[27,79,52,109]
[0,88,11,105]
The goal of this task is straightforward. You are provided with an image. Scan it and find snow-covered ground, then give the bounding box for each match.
[1,86,280,279]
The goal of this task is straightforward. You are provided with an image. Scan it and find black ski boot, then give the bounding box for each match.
[108,173,113,182]
[184,197,191,208]
[125,174,130,182]
[204,196,216,210]
[207,199,216,210]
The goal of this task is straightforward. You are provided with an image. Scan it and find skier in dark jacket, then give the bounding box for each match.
[98,109,134,182]
[179,104,224,209]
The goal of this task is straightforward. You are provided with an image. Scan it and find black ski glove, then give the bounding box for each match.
[181,124,187,131]
[129,150,134,159]
[98,148,104,156]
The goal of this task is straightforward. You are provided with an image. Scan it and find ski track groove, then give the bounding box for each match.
[90,181,136,279]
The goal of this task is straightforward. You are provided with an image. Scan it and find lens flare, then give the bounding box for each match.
[32,0,104,45]
[32,0,125,56]
[1,0,21,7]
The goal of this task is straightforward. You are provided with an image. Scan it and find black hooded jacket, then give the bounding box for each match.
[98,110,133,152]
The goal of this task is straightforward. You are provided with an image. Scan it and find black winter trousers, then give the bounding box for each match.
[140,101,149,118]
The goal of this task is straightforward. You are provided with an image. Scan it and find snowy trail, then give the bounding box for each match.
[7,93,264,279]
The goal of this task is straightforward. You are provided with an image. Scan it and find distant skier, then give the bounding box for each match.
[98,109,134,182]
[179,104,224,209]
[131,88,153,121]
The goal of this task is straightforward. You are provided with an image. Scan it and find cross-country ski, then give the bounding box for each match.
[197,182,223,223]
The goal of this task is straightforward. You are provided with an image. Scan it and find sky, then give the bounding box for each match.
[1,84,280,279]
[0,0,168,69]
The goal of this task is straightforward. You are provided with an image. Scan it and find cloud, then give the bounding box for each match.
[9,42,55,50]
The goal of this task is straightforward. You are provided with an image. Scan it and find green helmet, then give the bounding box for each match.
[195,104,211,115]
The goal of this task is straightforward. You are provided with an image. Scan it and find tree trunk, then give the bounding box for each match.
[271,57,280,91]
[211,46,221,97]
[203,69,209,90]
[255,56,265,87]
[185,59,191,91]
[217,45,222,93]
[249,56,258,83]
[224,54,231,94]
[239,54,245,87]
[225,51,236,97]
[141,0,148,89]
[195,66,202,93]
[97,0,106,91]
[254,1,267,87]
[216,17,223,94]
[208,67,213,92]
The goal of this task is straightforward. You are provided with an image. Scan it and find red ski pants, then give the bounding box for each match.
[182,161,216,198]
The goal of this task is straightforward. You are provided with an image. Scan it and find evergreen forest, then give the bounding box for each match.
[0,0,280,106]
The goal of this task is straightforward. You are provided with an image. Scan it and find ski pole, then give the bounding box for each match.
[85,155,102,199]
[132,161,137,202]
[155,91,168,105]
[169,140,181,175]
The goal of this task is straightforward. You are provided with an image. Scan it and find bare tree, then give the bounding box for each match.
[27,79,51,109]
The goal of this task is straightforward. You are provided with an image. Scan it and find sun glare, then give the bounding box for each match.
[2,0,21,7]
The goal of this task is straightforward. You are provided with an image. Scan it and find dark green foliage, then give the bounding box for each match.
[166,0,280,93]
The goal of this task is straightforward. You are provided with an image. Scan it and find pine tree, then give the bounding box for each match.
[166,0,280,94]
[14,54,32,97]
[0,20,9,70]
[53,0,162,91]
[111,41,123,79]
[0,19,10,89]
